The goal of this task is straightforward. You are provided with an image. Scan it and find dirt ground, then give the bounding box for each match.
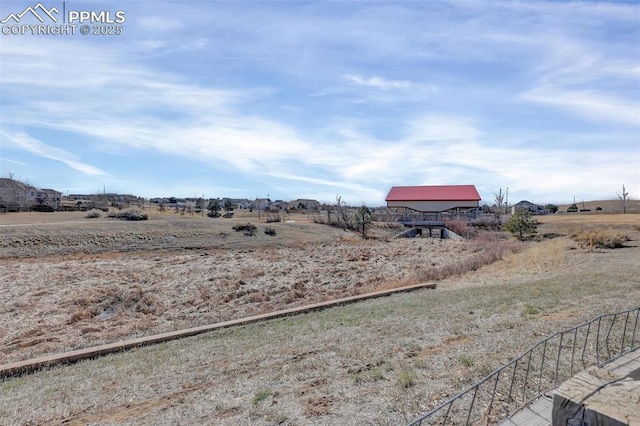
[1,210,639,425]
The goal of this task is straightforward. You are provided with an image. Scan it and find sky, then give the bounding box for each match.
[0,0,638,207]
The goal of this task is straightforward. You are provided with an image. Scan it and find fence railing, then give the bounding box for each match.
[407,306,640,425]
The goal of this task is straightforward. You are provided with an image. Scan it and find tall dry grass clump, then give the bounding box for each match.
[570,228,629,249]
[107,207,148,221]
[443,217,475,238]
[509,238,567,272]
[417,237,523,282]
[469,215,502,230]
[84,208,103,219]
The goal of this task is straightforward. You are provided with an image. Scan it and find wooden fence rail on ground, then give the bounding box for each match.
[0,281,436,379]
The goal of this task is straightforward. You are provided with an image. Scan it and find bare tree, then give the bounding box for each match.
[493,188,506,224]
[494,188,505,214]
[617,184,630,214]
[335,195,353,229]
[185,201,196,216]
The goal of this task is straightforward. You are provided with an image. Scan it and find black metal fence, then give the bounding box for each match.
[407,306,640,425]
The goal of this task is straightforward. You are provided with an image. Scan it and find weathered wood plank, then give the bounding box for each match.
[501,395,552,426]
[0,281,437,378]
[552,348,640,426]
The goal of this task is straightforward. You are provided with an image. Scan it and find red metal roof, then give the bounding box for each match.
[385,185,481,202]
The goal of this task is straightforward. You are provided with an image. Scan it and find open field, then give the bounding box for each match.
[556,199,640,214]
[1,211,639,424]
[0,211,487,365]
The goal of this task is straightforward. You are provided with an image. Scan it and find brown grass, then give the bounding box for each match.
[570,228,629,249]
[0,212,478,365]
[0,211,639,425]
[556,199,640,214]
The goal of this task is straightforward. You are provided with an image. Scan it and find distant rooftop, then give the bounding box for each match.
[385,185,481,202]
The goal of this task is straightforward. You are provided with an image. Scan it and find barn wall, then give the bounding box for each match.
[386,200,478,212]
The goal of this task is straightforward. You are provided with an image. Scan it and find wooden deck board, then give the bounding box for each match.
[500,395,552,426]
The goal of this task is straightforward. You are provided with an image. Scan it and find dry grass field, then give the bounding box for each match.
[1,208,639,425]
[0,210,482,365]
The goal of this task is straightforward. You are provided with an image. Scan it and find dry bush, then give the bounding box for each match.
[571,228,629,249]
[265,210,283,223]
[232,222,257,236]
[84,209,102,219]
[470,215,501,230]
[107,207,148,221]
[311,214,325,224]
[444,217,475,239]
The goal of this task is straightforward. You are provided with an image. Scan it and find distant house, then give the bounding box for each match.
[0,178,61,211]
[0,178,62,211]
[230,198,254,210]
[288,199,321,211]
[271,200,289,211]
[385,185,481,213]
[511,200,548,215]
[252,198,271,211]
[34,188,62,211]
[0,178,36,211]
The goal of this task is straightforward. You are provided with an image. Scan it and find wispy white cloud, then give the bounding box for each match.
[2,132,108,177]
[521,87,640,125]
[343,74,414,90]
[0,157,27,166]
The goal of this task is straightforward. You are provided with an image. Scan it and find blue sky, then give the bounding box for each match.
[1,0,638,206]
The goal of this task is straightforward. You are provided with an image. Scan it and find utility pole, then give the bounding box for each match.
[506,187,509,214]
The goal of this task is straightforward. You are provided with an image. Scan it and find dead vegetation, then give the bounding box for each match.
[570,228,629,249]
[0,211,523,365]
[0,211,639,425]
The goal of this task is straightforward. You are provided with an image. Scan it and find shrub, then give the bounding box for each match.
[545,204,559,214]
[458,354,474,367]
[232,222,257,236]
[107,207,148,221]
[571,229,628,249]
[444,217,474,238]
[504,209,537,240]
[469,215,501,230]
[264,226,277,236]
[265,210,282,223]
[207,199,221,217]
[252,389,272,406]
[522,304,541,316]
[398,369,416,389]
[84,208,102,219]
